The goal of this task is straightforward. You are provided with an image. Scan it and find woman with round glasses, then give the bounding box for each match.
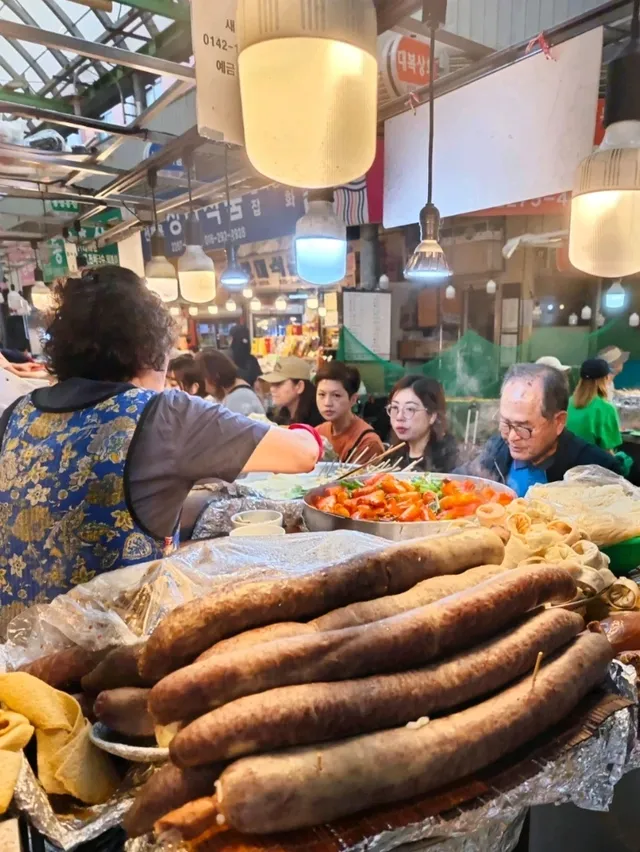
[387,375,458,473]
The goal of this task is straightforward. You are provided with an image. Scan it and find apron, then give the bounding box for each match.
[0,387,177,628]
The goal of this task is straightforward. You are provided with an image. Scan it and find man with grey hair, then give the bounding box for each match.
[456,363,621,496]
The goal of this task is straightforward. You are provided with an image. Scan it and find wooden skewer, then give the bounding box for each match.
[335,443,407,482]
[531,651,544,690]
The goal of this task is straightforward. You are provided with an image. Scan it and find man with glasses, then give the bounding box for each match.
[456,363,621,497]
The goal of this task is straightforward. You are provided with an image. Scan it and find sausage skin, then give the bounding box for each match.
[196,564,508,662]
[171,608,584,766]
[123,763,223,838]
[140,529,504,680]
[18,647,110,690]
[313,564,508,631]
[214,631,613,834]
[94,688,155,738]
[82,644,153,692]
[149,565,576,724]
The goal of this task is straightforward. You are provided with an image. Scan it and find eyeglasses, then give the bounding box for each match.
[498,417,535,441]
[386,404,429,420]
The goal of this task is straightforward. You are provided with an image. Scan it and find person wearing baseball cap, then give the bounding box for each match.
[598,345,630,379]
[567,358,622,452]
[262,356,323,427]
[535,356,571,373]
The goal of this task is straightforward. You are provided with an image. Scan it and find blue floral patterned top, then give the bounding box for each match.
[0,387,176,632]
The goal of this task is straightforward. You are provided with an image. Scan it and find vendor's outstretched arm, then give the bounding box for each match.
[242,426,319,474]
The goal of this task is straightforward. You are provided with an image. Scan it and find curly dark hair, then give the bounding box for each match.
[44,266,177,382]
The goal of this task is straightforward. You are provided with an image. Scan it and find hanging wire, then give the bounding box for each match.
[427,26,436,206]
[148,167,159,233]
[632,0,639,42]
[224,144,232,229]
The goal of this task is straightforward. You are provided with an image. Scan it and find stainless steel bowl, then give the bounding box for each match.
[303,472,515,542]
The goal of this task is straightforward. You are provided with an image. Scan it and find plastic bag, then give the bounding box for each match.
[529,465,640,546]
[0,530,385,672]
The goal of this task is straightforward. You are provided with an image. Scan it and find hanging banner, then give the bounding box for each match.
[143,185,306,259]
[191,0,244,145]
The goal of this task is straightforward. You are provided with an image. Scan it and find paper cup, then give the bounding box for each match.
[229,524,286,538]
[231,510,284,529]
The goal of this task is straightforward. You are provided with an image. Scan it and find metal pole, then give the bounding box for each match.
[0,20,196,81]
[378,0,634,122]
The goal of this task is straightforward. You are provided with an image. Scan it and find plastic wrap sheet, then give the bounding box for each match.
[0,530,385,672]
[122,663,638,852]
[528,466,640,547]
[191,481,306,539]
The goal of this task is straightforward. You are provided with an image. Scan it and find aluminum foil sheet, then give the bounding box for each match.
[12,757,149,851]
[119,664,640,852]
[191,481,305,539]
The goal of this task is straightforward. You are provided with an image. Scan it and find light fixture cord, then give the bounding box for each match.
[427,25,436,206]
[184,149,194,218]
[149,168,159,233]
[633,0,639,43]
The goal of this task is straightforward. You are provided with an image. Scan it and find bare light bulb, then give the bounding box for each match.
[242,287,254,299]
[318,305,327,318]
[630,312,640,327]
[307,294,319,310]
[486,279,497,295]
[568,313,578,326]
[250,297,262,311]
[208,305,219,315]
[581,305,592,321]
[225,298,237,312]
[188,306,198,316]
[445,284,456,300]
[275,295,287,311]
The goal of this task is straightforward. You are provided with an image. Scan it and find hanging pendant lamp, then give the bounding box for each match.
[403,13,452,285]
[237,0,377,187]
[178,149,216,304]
[295,189,347,285]
[220,146,251,291]
[569,0,640,277]
[145,168,179,303]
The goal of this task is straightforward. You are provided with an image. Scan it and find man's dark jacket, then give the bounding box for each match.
[455,429,622,484]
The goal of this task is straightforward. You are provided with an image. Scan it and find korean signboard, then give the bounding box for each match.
[142,185,306,259]
[191,0,244,144]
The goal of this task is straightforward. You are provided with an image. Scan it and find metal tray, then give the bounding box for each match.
[303,472,515,542]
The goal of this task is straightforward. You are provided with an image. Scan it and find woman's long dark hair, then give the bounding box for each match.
[390,374,448,441]
[230,325,251,371]
[273,379,322,427]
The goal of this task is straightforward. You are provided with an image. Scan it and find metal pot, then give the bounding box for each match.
[303,472,515,542]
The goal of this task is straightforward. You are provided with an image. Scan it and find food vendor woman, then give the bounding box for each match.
[0,267,320,631]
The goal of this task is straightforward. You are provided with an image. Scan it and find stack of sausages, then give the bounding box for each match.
[113,529,613,840]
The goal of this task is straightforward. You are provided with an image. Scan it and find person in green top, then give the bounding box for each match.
[567,358,621,451]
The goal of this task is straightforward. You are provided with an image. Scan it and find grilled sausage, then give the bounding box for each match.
[94,688,154,738]
[170,608,584,766]
[139,529,504,681]
[123,763,223,838]
[18,647,110,690]
[212,631,613,834]
[149,565,576,724]
[82,644,152,692]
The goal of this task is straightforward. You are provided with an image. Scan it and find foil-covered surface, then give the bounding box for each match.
[191,481,305,539]
[120,663,639,852]
[12,757,150,851]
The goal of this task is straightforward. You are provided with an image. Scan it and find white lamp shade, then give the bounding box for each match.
[486,279,497,295]
[237,0,377,187]
[250,297,262,311]
[532,304,542,319]
[604,280,626,310]
[188,306,198,316]
[295,200,347,285]
[169,306,181,317]
[242,287,254,299]
[208,305,219,315]
[568,313,578,326]
[31,282,54,312]
[145,255,178,303]
[581,305,592,321]
[630,312,640,327]
[569,121,640,278]
[225,298,237,312]
[597,312,606,327]
[275,295,287,311]
[178,245,216,303]
[318,305,327,318]
[307,295,319,310]
[445,284,456,300]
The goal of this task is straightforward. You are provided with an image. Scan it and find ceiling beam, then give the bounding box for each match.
[374,0,421,34]
[0,20,196,81]
[392,16,494,58]
[114,0,190,22]
[0,87,73,114]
